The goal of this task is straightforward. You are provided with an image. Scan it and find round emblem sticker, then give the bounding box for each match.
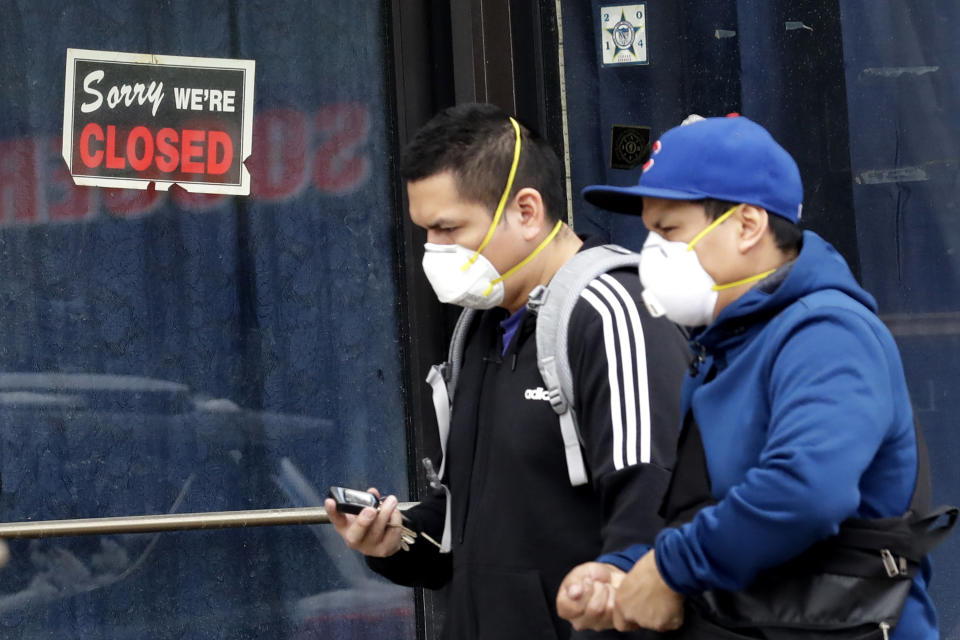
[612,20,635,49]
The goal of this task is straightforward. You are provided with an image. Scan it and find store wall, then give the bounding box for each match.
[837,3,960,634]
[560,1,959,636]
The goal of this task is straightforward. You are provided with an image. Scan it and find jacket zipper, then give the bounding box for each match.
[689,342,707,376]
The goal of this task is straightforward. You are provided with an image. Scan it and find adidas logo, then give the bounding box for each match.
[524,387,551,401]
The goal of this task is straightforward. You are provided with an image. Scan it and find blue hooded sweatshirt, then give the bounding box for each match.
[600,231,938,639]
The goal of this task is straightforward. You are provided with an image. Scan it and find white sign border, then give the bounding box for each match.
[62,48,256,196]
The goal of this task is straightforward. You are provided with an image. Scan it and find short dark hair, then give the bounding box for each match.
[701,198,803,253]
[400,103,564,223]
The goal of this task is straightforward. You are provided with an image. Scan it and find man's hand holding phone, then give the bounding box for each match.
[325,487,405,557]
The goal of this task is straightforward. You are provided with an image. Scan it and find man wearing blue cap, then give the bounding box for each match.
[555,115,953,639]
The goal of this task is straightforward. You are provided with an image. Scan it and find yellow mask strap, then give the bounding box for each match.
[712,268,777,291]
[483,220,563,296]
[463,117,522,271]
[687,203,778,291]
[686,204,739,251]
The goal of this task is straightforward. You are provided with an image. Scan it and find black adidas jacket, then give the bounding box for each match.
[369,239,690,640]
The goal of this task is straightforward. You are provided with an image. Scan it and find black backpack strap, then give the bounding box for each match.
[785,415,957,580]
[661,406,957,581]
[659,409,717,526]
[901,416,958,559]
[909,414,932,513]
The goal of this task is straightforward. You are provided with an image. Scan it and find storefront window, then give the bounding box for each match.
[0,2,413,637]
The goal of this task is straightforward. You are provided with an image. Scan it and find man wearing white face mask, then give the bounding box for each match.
[323,103,690,640]
[555,115,953,639]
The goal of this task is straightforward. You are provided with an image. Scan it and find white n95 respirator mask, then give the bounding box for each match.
[639,231,719,327]
[638,205,776,327]
[422,243,506,309]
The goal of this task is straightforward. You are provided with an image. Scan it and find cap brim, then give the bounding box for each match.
[582,184,707,215]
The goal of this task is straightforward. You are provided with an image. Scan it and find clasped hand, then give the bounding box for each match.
[556,561,625,631]
[556,551,685,633]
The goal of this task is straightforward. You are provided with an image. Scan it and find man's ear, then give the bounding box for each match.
[513,187,548,241]
[736,205,769,254]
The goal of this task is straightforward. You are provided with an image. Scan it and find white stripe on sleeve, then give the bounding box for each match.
[599,273,651,464]
[587,279,638,466]
[580,288,625,470]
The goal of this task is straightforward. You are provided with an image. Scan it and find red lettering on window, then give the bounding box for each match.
[48,137,95,222]
[250,108,308,201]
[170,189,227,212]
[313,103,370,194]
[103,185,164,218]
[0,138,37,223]
[0,101,377,227]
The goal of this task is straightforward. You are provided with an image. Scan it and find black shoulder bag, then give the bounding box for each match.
[659,409,957,640]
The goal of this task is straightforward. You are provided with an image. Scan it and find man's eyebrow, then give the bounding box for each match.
[649,215,672,229]
[426,218,457,230]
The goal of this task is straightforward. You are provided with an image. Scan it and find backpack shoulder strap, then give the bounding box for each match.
[528,244,643,486]
[423,308,477,554]
[425,308,477,480]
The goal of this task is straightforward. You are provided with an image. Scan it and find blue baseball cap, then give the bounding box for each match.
[582,115,804,223]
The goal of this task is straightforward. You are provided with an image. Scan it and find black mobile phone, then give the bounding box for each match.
[328,486,380,515]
